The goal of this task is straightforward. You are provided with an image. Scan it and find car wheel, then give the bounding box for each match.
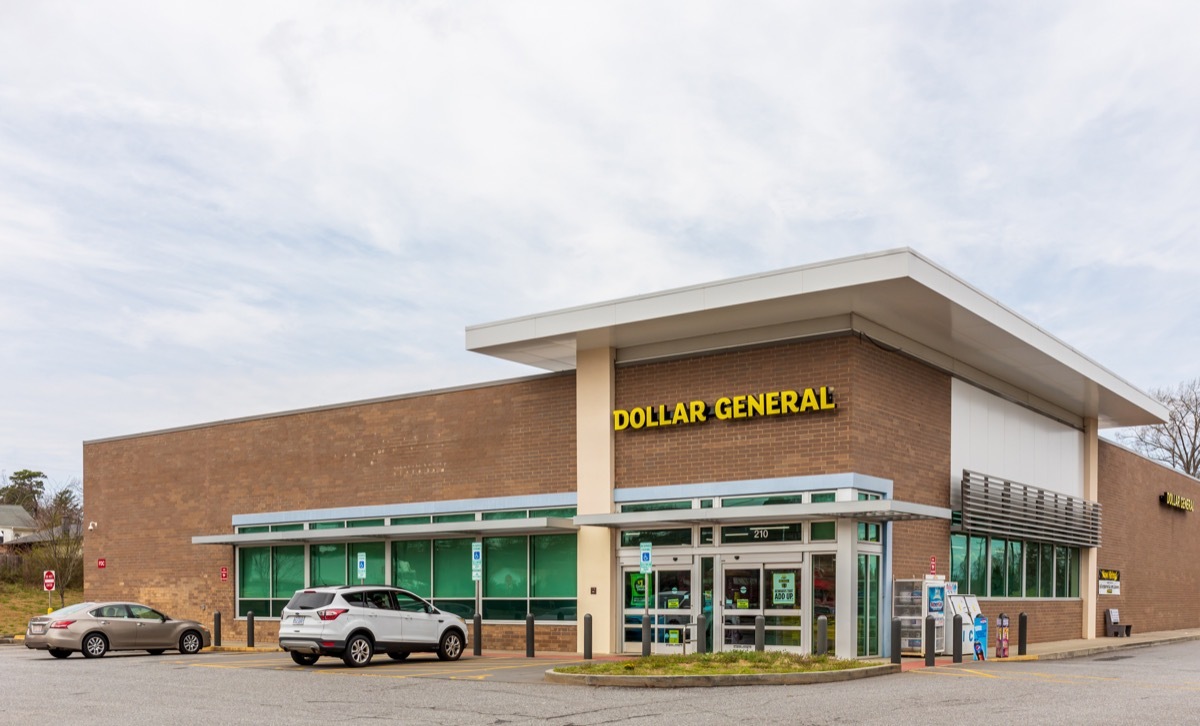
[82,633,108,658]
[387,651,410,661]
[290,652,319,666]
[48,648,71,659]
[147,650,166,656]
[437,630,464,661]
[341,634,373,668]
[179,630,203,655]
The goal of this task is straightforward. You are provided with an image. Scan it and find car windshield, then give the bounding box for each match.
[285,591,335,610]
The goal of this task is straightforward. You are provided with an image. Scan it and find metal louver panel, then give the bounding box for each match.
[959,470,1101,548]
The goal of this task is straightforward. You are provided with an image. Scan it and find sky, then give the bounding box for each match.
[2,1,1198,488]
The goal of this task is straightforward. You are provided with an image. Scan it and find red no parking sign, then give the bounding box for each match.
[43,570,56,591]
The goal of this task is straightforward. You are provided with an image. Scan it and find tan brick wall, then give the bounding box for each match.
[82,375,577,636]
[479,624,576,653]
[1095,441,1200,634]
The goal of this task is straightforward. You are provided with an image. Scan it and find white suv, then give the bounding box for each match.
[278,586,468,667]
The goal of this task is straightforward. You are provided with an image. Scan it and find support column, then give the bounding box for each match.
[835,517,858,659]
[576,347,618,654]
[1081,416,1099,639]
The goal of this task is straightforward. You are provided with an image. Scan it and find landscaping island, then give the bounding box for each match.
[546,651,899,688]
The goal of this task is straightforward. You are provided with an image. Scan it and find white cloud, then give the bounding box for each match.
[1,1,1199,482]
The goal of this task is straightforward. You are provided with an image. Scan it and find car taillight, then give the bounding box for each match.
[49,620,76,629]
[317,609,348,621]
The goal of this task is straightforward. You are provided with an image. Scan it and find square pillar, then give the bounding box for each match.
[576,347,618,654]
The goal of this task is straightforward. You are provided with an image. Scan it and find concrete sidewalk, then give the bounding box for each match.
[897,626,1200,671]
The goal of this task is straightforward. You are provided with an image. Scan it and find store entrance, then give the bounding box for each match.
[718,562,804,651]
[621,558,714,654]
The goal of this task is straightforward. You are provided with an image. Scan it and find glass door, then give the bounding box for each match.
[720,563,805,652]
[621,566,697,653]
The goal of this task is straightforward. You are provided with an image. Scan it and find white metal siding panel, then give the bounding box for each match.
[951,378,1084,499]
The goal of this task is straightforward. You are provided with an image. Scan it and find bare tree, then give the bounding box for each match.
[26,479,84,608]
[1122,377,1200,478]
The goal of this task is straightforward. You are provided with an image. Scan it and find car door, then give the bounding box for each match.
[92,604,139,650]
[363,590,405,649]
[393,591,439,644]
[127,604,174,649]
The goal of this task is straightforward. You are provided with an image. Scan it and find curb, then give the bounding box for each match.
[1032,633,1200,661]
[208,645,284,653]
[544,663,900,688]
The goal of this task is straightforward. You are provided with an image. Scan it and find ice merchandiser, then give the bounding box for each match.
[893,576,948,655]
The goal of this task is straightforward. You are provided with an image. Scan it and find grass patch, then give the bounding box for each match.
[0,582,85,637]
[556,650,876,676]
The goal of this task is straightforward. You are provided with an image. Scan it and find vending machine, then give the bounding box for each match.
[893,576,948,655]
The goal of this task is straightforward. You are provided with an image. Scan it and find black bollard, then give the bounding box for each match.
[1019,612,1028,656]
[952,614,963,663]
[213,611,222,648]
[246,611,255,649]
[817,615,828,656]
[473,613,482,656]
[526,613,535,658]
[584,614,593,660]
[641,615,651,657]
[924,614,935,667]
[891,617,902,664]
[754,615,765,652]
[697,614,707,654]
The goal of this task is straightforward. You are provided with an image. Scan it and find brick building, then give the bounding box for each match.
[82,249,1200,657]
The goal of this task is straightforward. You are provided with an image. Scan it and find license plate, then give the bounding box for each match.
[30,625,45,634]
[291,616,304,625]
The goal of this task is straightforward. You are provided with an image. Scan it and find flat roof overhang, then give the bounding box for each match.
[573,500,951,528]
[191,517,578,546]
[466,248,1165,429]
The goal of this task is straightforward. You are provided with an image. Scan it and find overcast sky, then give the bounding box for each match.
[2,2,1198,487]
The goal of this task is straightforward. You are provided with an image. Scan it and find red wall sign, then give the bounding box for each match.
[930,556,937,575]
[220,566,228,582]
[97,558,106,569]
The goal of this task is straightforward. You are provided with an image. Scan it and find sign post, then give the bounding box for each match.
[471,542,483,616]
[640,543,653,648]
[44,570,56,613]
[357,552,367,584]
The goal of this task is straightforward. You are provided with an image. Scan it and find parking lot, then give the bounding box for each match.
[5,641,1200,725]
[186,650,592,683]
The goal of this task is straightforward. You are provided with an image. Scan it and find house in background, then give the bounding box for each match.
[0,504,36,550]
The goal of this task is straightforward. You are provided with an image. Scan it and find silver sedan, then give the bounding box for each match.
[25,601,211,658]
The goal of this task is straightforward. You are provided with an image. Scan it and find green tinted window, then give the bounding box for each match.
[310,543,346,586]
[239,547,271,598]
[434,513,475,523]
[621,501,691,512]
[272,546,304,597]
[1006,540,1023,597]
[484,536,527,598]
[482,511,527,520]
[238,526,269,534]
[858,522,880,542]
[950,534,967,591]
[811,522,836,541]
[1025,542,1041,597]
[969,536,987,595]
[530,534,576,598]
[271,524,303,532]
[619,529,692,547]
[530,507,577,518]
[989,538,1006,597]
[391,516,432,526]
[392,540,432,597]
[1068,547,1080,597]
[347,541,386,584]
[721,524,802,544]
[347,519,385,528]
[1039,542,1054,596]
[722,495,805,507]
[310,521,345,530]
[433,539,474,597]
[810,492,836,503]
